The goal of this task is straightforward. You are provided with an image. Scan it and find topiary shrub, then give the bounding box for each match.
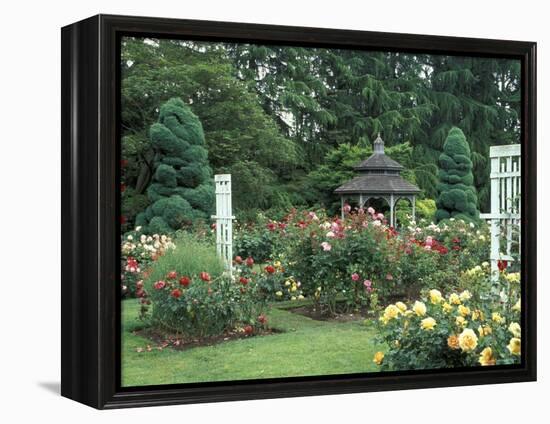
[435,127,479,222]
[136,98,214,233]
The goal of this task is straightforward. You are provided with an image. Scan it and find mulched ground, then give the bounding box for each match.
[132,326,281,352]
[287,304,371,322]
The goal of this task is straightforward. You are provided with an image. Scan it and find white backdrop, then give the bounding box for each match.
[0,0,546,422]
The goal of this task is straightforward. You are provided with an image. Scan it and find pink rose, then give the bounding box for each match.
[367,207,375,215]
[351,273,360,281]
[321,241,332,251]
[153,280,166,290]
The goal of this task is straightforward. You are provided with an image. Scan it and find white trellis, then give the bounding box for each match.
[480,144,521,281]
[212,174,234,275]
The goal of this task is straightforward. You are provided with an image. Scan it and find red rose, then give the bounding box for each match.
[497,260,508,272]
[200,272,211,282]
[452,245,461,251]
[265,265,276,274]
[267,222,277,231]
[120,215,127,225]
[167,271,177,280]
[136,289,145,298]
[278,222,287,230]
[452,237,460,243]
[239,277,249,285]
[179,276,191,287]
[153,280,166,290]
[234,256,243,264]
[171,288,182,299]
[258,314,267,324]
[245,257,254,267]
[244,325,253,335]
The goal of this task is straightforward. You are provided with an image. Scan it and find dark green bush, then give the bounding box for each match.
[136,98,215,233]
[435,127,479,222]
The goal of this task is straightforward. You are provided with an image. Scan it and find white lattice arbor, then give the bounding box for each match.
[212,174,234,275]
[480,144,521,281]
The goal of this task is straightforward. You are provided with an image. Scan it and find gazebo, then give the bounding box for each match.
[334,134,420,227]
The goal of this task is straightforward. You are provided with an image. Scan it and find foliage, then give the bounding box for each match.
[121,38,521,221]
[135,98,214,233]
[374,271,521,370]
[142,233,265,337]
[435,127,480,222]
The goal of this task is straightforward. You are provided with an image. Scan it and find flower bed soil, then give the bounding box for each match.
[132,326,282,352]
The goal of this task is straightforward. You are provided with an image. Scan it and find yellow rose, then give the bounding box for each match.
[459,290,472,301]
[512,299,521,312]
[479,347,496,366]
[373,351,384,365]
[458,305,471,317]
[275,291,283,297]
[395,301,408,313]
[404,310,414,317]
[507,337,521,356]
[455,316,468,327]
[383,304,401,321]
[505,272,520,284]
[508,322,521,338]
[429,289,443,304]
[442,302,453,313]
[471,309,484,321]
[447,335,460,350]
[478,325,492,337]
[458,328,478,352]
[413,301,427,316]
[492,312,505,324]
[284,280,291,287]
[298,294,305,300]
[449,293,461,305]
[421,317,437,331]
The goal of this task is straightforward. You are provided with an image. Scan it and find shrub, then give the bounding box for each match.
[143,234,266,337]
[435,127,479,222]
[373,276,521,370]
[136,98,215,233]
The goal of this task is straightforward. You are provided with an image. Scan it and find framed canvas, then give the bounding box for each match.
[61,14,537,409]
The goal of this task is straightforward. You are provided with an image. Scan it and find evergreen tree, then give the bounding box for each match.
[435,127,479,222]
[136,98,214,233]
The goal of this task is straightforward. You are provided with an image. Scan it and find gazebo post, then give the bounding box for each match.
[412,196,416,223]
[340,196,344,220]
[390,194,394,227]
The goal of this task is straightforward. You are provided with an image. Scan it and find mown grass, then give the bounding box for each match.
[121,298,383,386]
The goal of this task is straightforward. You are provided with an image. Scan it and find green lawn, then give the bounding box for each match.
[121,299,383,386]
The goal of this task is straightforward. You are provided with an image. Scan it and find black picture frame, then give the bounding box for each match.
[61,14,537,409]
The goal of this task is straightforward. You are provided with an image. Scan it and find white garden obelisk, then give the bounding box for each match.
[212,174,235,275]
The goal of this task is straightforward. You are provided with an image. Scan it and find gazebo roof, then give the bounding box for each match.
[354,134,403,171]
[334,174,420,194]
[334,134,420,195]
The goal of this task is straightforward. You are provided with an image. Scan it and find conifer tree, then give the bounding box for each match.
[435,127,479,222]
[136,98,214,233]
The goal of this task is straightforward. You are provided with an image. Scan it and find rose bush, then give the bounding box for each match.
[373,271,521,370]
[243,206,491,314]
[143,234,267,338]
[121,226,176,297]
